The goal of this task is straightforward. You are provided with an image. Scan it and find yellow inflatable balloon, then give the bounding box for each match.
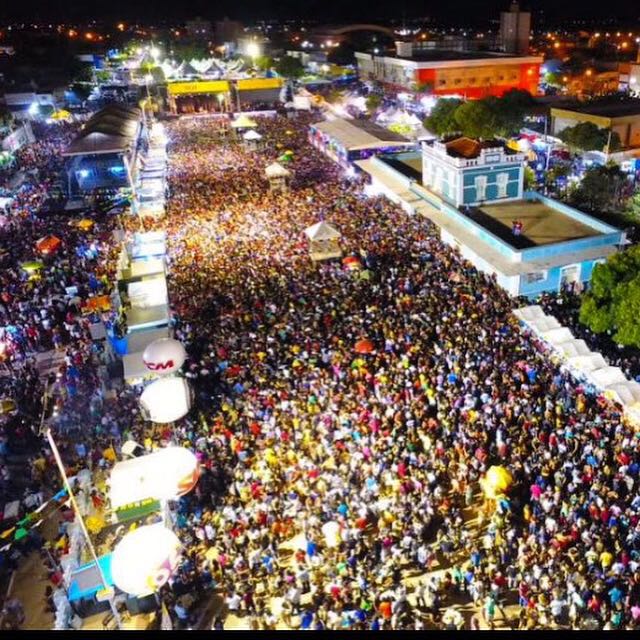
[481,465,513,500]
[85,515,105,534]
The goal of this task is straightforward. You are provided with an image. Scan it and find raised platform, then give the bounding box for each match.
[474,200,600,248]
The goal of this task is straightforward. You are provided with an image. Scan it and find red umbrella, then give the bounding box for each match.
[342,256,361,269]
[36,235,62,256]
[354,339,375,354]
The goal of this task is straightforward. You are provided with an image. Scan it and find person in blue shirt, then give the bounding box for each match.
[300,609,313,630]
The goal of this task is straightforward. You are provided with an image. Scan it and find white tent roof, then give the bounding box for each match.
[243,129,262,141]
[265,162,290,178]
[567,353,608,372]
[527,316,562,334]
[605,381,640,407]
[556,339,592,359]
[231,114,257,128]
[514,305,546,323]
[542,327,574,346]
[313,117,412,152]
[304,221,341,241]
[588,366,627,389]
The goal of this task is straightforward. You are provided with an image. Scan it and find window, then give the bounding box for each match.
[523,271,547,284]
[475,175,487,201]
[496,172,509,198]
[439,79,446,86]
[454,78,461,85]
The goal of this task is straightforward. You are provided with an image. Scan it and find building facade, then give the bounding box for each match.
[422,137,525,206]
[355,49,542,97]
[551,101,640,149]
[499,1,531,55]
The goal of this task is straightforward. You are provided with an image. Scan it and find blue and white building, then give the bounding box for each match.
[421,136,525,206]
[355,137,625,298]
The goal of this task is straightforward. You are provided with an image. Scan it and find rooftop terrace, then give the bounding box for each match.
[468,200,600,249]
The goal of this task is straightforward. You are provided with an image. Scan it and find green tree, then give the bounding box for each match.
[172,42,209,62]
[493,89,534,136]
[569,164,631,213]
[424,98,463,136]
[275,55,304,79]
[559,121,621,152]
[579,245,640,347]
[524,166,537,190]
[544,72,562,87]
[254,55,274,72]
[365,93,382,112]
[415,80,434,94]
[454,99,500,139]
[625,191,640,221]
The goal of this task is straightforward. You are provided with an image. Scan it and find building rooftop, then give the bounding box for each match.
[312,118,412,152]
[553,99,640,119]
[443,136,511,159]
[375,49,515,63]
[470,200,600,248]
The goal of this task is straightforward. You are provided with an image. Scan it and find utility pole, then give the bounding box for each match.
[604,128,612,163]
[46,429,123,629]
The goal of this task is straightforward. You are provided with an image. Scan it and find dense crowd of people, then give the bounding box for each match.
[2,107,640,631]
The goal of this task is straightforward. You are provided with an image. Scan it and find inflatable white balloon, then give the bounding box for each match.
[111,524,182,596]
[142,338,187,374]
[110,447,200,509]
[322,521,341,548]
[139,377,191,423]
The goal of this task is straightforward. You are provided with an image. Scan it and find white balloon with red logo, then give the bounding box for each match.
[142,338,187,375]
[111,524,182,596]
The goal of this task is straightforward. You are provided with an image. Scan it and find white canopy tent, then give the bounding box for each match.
[265,162,291,193]
[513,305,546,323]
[526,316,562,335]
[555,339,592,359]
[304,221,342,262]
[231,114,258,129]
[587,366,627,389]
[514,304,640,424]
[242,129,262,141]
[304,221,341,242]
[542,327,574,346]
[265,162,290,178]
[567,353,608,372]
[605,381,640,407]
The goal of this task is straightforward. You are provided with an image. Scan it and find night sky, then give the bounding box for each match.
[0,0,636,25]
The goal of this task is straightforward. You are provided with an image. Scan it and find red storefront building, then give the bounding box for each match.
[355,48,542,98]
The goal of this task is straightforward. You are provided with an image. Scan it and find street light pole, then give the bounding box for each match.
[45,429,123,629]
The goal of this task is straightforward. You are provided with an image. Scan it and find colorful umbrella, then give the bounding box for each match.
[36,235,62,256]
[21,261,44,272]
[342,256,362,271]
[354,339,375,355]
[76,219,95,231]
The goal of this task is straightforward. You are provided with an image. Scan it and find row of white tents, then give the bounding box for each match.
[137,122,168,219]
[514,305,640,424]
